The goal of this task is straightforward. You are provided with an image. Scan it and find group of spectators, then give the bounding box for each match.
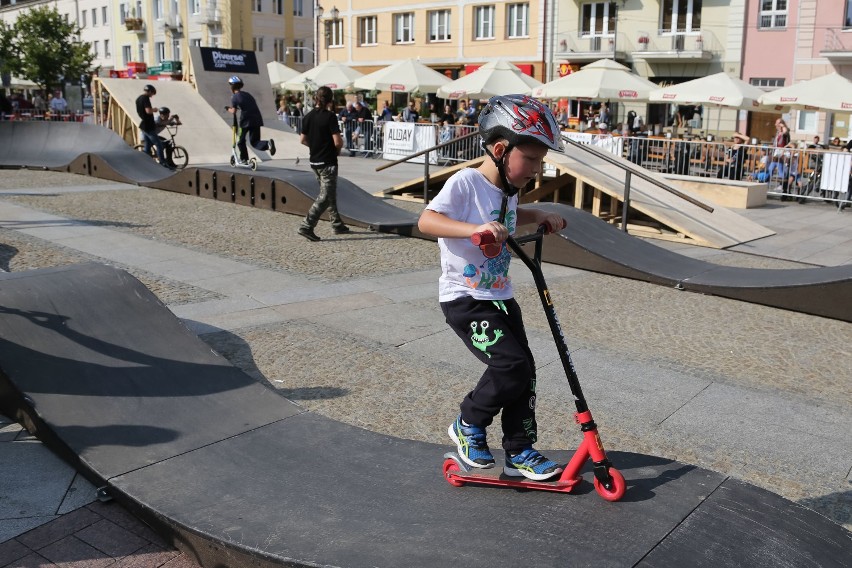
[0,89,72,119]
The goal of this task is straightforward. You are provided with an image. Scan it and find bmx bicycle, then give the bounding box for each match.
[134,124,189,170]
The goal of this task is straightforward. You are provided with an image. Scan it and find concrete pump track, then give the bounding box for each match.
[1,121,850,567]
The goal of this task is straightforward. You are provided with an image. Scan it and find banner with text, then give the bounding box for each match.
[382,122,437,164]
[199,47,260,75]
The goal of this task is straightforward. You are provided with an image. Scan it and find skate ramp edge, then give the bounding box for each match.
[531,203,852,322]
[0,263,849,568]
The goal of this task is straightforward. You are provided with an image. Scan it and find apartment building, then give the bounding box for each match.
[743,0,852,141]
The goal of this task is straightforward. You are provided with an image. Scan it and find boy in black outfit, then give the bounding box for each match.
[224,75,275,164]
[298,86,349,241]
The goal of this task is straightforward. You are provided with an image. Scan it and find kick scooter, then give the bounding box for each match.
[225,107,258,171]
[442,221,627,502]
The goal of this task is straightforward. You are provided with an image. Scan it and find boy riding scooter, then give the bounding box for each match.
[224,75,276,166]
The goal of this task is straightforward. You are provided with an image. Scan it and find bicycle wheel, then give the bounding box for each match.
[171,146,189,170]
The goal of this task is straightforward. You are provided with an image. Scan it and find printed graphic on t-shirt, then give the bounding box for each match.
[464,209,516,291]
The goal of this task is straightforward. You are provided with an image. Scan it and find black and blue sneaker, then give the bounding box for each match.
[448,416,495,469]
[504,448,562,481]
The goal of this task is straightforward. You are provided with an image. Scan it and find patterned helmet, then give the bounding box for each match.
[478,94,564,153]
[228,75,243,85]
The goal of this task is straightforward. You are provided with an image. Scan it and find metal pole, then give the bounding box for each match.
[621,170,631,232]
[423,148,430,204]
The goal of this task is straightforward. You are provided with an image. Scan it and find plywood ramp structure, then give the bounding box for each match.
[383,144,774,249]
[93,78,307,165]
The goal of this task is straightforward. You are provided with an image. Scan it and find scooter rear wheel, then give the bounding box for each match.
[593,467,626,502]
[442,458,466,487]
[249,158,258,171]
[229,155,236,167]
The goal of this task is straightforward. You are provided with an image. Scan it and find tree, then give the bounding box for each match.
[0,20,14,85]
[9,6,94,94]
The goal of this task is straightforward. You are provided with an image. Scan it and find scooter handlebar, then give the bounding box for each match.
[470,220,564,246]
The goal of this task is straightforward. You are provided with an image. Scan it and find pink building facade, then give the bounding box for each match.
[742,1,852,141]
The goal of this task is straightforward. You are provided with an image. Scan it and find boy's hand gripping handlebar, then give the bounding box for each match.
[470,219,565,246]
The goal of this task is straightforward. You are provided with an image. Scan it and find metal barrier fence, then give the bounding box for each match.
[620,136,852,206]
[0,111,94,123]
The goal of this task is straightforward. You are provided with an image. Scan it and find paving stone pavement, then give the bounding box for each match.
[0,163,850,566]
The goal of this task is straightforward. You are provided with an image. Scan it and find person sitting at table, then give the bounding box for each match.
[717,132,749,181]
[809,135,825,150]
[831,136,842,147]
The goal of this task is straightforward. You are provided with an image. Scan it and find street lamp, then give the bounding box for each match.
[314,4,323,67]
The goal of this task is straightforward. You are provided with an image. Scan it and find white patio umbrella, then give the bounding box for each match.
[530,59,657,101]
[266,61,301,88]
[353,58,451,94]
[281,60,365,91]
[650,72,771,133]
[436,58,542,100]
[758,72,852,112]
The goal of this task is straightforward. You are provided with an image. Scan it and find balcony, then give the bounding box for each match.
[556,32,630,62]
[631,30,715,62]
[163,13,183,34]
[124,18,146,33]
[821,29,852,61]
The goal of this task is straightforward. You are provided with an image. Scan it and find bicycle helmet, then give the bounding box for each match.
[158,106,170,115]
[143,84,157,94]
[478,94,563,153]
[228,75,243,89]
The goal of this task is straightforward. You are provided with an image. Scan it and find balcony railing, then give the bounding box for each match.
[821,29,852,60]
[633,29,716,60]
[556,32,630,60]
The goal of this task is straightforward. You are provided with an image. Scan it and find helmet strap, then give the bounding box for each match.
[484,143,520,198]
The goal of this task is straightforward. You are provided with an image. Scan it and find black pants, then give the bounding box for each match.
[441,296,537,452]
[237,125,269,161]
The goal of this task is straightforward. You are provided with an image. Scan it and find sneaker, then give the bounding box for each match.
[448,416,494,469]
[268,139,276,156]
[333,225,350,235]
[504,448,562,481]
[298,227,321,242]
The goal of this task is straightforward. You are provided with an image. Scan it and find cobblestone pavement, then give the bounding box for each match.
[1,169,850,563]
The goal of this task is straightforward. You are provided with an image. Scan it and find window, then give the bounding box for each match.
[274,0,283,15]
[293,0,303,17]
[797,110,817,134]
[581,2,616,37]
[759,0,787,29]
[846,0,852,28]
[155,42,166,63]
[474,5,495,39]
[274,38,286,61]
[293,39,306,63]
[104,39,111,57]
[749,77,785,88]
[122,45,132,65]
[191,38,202,47]
[172,39,180,60]
[154,0,163,20]
[395,12,415,44]
[660,0,702,34]
[359,16,377,46]
[254,0,262,11]
[102,6,108,24]
[429,10,451,42]
[253,36,264,52]
[190,0,201,15]
[81,10,86,27]
[327,19,344,47]
[138,42,145,62]
[120,3,127,23]
[93,41,100,57]
[91,8,97,26]
[507,3,529,38]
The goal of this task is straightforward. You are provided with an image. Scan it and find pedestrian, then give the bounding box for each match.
[224,75,276,164]
[49,90,67,118]
[417,94,567,481]
[354,100,373,156]
[135,84,169,168]
[298,85,349,241]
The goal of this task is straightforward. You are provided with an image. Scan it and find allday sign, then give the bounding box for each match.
[199,47,259,74]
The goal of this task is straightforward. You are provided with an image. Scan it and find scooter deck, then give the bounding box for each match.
[443,453,582,493]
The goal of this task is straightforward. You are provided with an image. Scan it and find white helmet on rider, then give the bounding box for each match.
[478,94,564,153]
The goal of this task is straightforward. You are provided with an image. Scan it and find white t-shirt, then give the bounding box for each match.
[426,168,517,302]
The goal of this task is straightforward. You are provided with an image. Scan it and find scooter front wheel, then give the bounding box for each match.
[249,158,258,171]
[593,467,626,502]
[229,155,236,167]
[442,457,466,487]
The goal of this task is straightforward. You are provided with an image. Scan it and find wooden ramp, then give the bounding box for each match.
[383,145,773,249]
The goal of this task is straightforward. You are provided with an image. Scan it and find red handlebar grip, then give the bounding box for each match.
[471,231,496,246]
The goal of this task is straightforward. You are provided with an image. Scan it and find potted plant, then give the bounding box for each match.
[638,35,649,50]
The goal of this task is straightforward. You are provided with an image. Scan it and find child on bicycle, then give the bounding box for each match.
[417,95,567,481]
[154,107,182,169]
